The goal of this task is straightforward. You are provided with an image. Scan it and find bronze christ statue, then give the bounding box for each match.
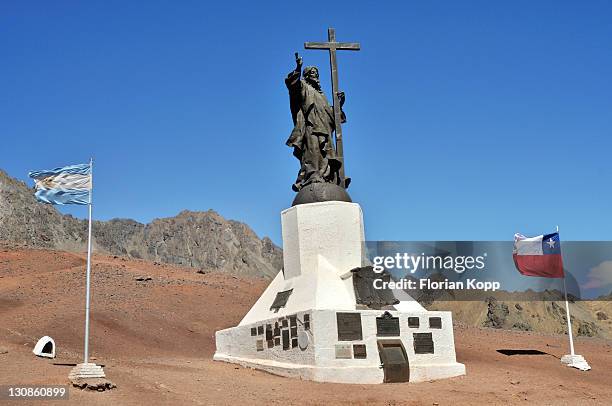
[285,52,346,192]
[284,28,360,205]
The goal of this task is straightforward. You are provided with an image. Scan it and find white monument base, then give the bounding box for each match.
[214,201,465,384]
[215,309,465,384]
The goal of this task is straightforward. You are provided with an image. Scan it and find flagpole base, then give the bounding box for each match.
[561,354,591,371]
[68,363,106,379]
[68,363,116,391]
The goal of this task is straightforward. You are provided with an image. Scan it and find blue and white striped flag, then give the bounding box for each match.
[28,163,92,205]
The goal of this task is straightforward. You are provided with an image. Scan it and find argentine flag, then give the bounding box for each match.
[28,163,92,205]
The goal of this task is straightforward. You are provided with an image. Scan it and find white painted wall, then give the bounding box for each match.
[282,201,364,280]
[217,308,465,384]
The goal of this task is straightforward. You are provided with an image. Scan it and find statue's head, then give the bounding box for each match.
[303,66,321,90]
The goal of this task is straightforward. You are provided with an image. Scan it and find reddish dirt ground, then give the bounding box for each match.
[1,246,611,405]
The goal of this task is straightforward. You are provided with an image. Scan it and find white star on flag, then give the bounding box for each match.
[546,238,556,248]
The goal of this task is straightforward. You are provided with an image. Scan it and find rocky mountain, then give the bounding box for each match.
[427,295,612,340]
[0,169,282,279]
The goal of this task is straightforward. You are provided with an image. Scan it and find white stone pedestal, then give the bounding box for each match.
[214,201,465,384]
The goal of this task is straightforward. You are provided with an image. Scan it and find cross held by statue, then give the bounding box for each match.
[304,28,360,186]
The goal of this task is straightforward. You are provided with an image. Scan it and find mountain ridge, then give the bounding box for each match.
[0,169,282,278]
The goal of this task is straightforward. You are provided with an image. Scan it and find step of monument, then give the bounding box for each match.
[70,368,105,373]
[68,372,105,378]
[69,373,106,378]
[69,364,106,379]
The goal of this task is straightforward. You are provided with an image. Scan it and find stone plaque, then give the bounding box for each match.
[335,344,352,359]
[274,337,280,346]
[376,311,400,337]
[256,340,264,351]
[267,339,274,349]
[408,317,420,328]
[336,312,363,341]
[429,317,442,329]
[413,332,434,354]
[270,289,293,311]
[282,330,290,350]
[353,344,367,359]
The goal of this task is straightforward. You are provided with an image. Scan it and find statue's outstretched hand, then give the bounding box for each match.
[295,52,303,70]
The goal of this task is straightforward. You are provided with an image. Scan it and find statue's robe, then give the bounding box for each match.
[285,69,344,191]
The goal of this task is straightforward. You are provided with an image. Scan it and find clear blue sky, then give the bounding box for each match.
[1,1,610,245]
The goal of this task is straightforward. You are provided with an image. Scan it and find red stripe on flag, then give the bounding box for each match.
[512,254,564,278]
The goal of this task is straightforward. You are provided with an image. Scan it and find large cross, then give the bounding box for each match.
[305,28,360,187]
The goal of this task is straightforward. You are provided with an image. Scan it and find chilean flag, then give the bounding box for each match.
[513,232,564,278]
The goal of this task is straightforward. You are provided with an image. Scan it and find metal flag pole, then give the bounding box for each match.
[556,226,591,370]
[69,157,106,380]
[557,225,575,357]
[84,157,93,364]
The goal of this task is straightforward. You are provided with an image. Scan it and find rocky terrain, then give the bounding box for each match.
[0,169,282,278]
[428,296,612,341]
[0,246,610,405]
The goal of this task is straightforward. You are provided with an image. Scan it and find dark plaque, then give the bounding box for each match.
[281,318,288,328]
[352,266,400,309]
[274,324,280,337]
[376,311,400,337]
[292,338,298,348]
[257,325,264,335]
[250,327,257,336]
[290,327,298,337]
[274,337,281,346]
[256,340,264,351]
[282,330,290,350]
[289,315,297,327]
[267,339,274,349]
[408,317,420,328]
[336,312,363,341]
[265,325,273,341]
[353,344,367,359]
[429,317,442,329]
[413,333,434,354]
[304,313,310,330]
[270,289,293,311]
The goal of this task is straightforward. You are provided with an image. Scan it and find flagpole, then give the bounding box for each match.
[84,158,93,364]
[557,225,575,357]
[562,278,575,356]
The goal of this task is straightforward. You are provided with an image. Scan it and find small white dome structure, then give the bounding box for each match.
[33,336,56,358]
